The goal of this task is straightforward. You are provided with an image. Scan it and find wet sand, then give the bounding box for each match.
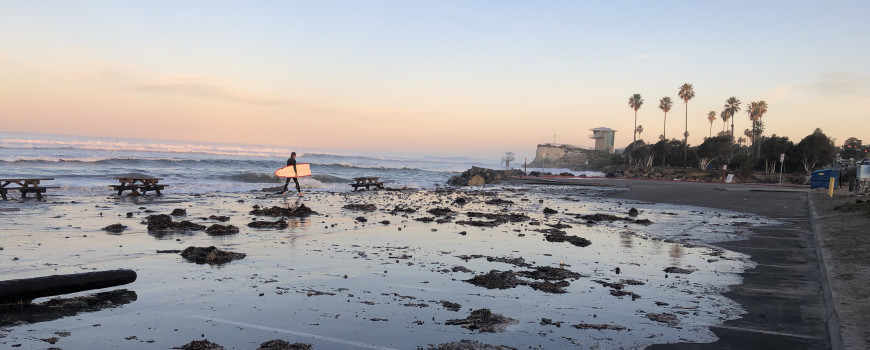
[0,184,813,349]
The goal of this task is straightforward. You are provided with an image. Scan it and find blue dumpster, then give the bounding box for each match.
[810,169,839,189]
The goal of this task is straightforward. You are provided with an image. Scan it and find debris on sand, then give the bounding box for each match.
[537,228,592,247]
[422,339,518,350]
[628,207,639,217]
[609,289,641,300]
[517,266,583,281]
[485,198,514,206]
[646,312,680,326]
[527,280,571,293]
[543,207,558,214]
[343,203,376,212]
[102,223,127,233]
[256,340,313,350]
[439,300,462,311]
[427,207,453,216]
[390,205,417,214]
[571,322,626,331]
[170,208,187,216]
[0,289,137,327]
[205,224,239,236]
[207,215,230,222]
[173,339,224,350]
[445,308,518,333]
[145,214,206,232]
[577,213,652,225]
[457,212,530,227]
[248,220,288,229]
[464,270,523,290]
[250,204,316,217]
[180,246,246,265]
[663,266,695,274]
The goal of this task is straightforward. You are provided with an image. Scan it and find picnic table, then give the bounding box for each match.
[0,178,57,200]
[110,177,167,196]
[350,177,384,191]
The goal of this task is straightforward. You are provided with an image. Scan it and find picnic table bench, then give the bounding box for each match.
[350,177,384,191]
[0,178,58,200]
[110,177,167,196]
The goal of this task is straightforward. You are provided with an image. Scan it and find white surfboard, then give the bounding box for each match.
[275,163,312,178]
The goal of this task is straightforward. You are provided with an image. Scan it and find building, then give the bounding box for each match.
[589,127,616,154]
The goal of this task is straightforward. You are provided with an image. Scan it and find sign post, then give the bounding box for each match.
[778,153,785,186]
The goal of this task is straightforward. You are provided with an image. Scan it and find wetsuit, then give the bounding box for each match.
[283,157,300,193]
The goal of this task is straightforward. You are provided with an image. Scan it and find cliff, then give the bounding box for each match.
[527,144,611,170]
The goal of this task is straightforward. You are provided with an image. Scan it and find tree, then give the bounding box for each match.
[659,97,673,140]
[760,135,794,173]
[795,128,837,174]
[720,110,729,133]
[840,137,864,161]
[636,125,644,140]
[746,101,769,157]
[678,83,695,165]
[697,135,732,170]
[723,97,741,137]
[629,94,644,152]
[707,111,716,138]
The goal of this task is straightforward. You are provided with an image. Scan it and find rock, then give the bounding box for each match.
[467,175,486,186]
[170,208,187,216]
[250,204,316,217]
[205,224,239,236]
[145,214,206,232]
[102,223,127,233]
[180,246,246,265]
[173,340,225,350]
[343,204,376,212]
[447,167,524,186]
[444,308,518,333]
[247,220,288,229]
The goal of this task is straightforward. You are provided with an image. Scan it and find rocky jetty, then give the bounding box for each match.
[448,167,524,186]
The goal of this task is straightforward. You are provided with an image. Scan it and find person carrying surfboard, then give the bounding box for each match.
[282,152,302,196]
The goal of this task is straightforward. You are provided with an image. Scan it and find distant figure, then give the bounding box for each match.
[283,152,302,196]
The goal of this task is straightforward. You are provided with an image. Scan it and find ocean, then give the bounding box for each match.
[0,132,600,194]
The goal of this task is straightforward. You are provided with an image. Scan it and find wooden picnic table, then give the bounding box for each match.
[0,178,57,200]
[110,177,167,196]
[350,177,384,191]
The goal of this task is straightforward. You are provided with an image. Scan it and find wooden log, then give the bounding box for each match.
[0,269,137,304]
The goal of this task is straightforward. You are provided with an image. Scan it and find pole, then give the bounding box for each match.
[779,153,785,187]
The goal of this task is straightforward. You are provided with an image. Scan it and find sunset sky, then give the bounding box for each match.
[2,1,868,158]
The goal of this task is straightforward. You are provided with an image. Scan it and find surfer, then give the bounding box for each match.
[282,152,302,196]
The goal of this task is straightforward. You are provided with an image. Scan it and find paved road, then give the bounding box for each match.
[517,178,832,349]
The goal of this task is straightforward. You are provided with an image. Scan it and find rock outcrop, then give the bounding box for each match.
[528,144,611,169]
[448,167,524,186]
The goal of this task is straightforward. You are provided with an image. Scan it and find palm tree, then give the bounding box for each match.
[707,111,716,138]
[747,100,768,157]
[658,97,673,140]
[636,125,644,139]
[678,83,695,165]
[723,97,741,137]
[720,110,729,133]
[629,94,644,150]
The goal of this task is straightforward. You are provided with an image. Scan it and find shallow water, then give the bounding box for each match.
[0,185,777,349]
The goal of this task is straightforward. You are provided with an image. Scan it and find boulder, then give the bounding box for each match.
[448,166,524,186]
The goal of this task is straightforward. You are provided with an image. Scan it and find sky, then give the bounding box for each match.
[1,1,869,159]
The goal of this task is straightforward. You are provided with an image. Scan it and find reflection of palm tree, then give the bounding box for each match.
[678,83,695,165]
[629,94,644,149]
[707,111,716,138]
[658,97,673,140]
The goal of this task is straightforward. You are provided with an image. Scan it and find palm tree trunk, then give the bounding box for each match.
[663,113,667,140]
[683,105,688,166]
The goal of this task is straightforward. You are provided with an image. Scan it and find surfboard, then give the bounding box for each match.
[275,163,312,178]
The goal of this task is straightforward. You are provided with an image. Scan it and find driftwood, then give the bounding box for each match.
[0,269,137,304]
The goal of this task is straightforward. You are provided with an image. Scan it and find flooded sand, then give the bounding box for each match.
[0,185,776,349]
